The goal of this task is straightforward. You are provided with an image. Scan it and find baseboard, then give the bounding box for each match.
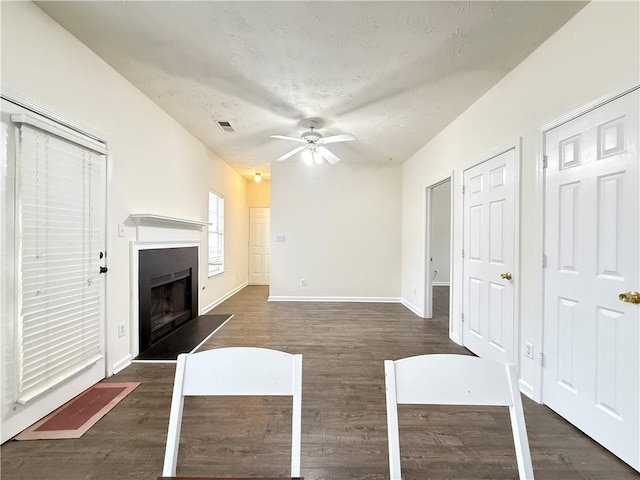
[201,282,248,314]
[268,295,401,303]
[112,354,132,375]
[432,281,450,287]
[519,379,535,400]
[400,298,423,317]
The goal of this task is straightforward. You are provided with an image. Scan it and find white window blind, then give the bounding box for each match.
[16,123,105,404]
[208,191,224,276]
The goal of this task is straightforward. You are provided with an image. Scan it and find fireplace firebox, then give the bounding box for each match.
[138,247,198,354]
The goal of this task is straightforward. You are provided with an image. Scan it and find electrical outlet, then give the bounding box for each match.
[524,342,534,359]
[118,322,126,338]
[300,279,306,286]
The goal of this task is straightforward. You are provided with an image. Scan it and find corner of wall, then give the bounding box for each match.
[400,298,423,318]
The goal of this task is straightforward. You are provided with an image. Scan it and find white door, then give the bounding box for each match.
[249,207,270,285]
[0,99,107,442]
[543,90,639,470]
[462,149,516,364]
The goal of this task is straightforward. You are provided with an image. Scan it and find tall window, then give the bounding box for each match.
[208,191,224,276]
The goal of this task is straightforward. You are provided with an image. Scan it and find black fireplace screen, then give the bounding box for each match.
[150,275,190,343]
[139,247,198,353]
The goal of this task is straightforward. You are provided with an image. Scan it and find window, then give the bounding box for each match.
[208,191,224,276]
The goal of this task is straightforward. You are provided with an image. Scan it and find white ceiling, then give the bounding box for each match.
[37,1,585,180]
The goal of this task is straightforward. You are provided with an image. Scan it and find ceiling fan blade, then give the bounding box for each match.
[271,135,306,143]
[276,145,306,162]
[318,146,341,165]
[320,133,355,144]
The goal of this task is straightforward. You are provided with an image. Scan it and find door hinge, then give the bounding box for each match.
[461,312,465,323]
[542,155,548,169]
[542,253,547,268]
[540,352,546,368]
[462,248,464,259]
[462,185,466,194]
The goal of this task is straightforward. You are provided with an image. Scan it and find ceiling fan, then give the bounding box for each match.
[271,120,355,165]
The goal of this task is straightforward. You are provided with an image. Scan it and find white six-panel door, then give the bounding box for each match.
[543,89,639,470]
[249,207,270,285]
[462,149,516,364]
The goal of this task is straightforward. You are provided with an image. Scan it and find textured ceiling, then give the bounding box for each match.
[37,1,585,180]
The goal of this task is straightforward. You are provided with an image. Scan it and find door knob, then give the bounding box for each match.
[618,291,640,304]
[500,272,512,280]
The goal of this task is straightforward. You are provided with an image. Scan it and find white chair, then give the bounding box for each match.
[384,354,534,480]
[162,347,303,478]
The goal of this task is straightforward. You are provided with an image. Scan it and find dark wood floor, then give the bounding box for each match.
[1,286,637,479]
[432,286,449,318]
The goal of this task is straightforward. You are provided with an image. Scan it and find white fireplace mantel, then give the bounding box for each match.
[129,213,209,243]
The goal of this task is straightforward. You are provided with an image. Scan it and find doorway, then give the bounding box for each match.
[1,97,108,442]
[424,177,452,319]
[249,207,270,285]
[542,88,639,470]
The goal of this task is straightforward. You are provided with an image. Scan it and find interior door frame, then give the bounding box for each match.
[459,138,522,369]
[423,174,453,319]
[1,88,111,374]
[536,83,640,404]
[0,89,112,442]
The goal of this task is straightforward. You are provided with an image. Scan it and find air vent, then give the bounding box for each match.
[216,120,235,133]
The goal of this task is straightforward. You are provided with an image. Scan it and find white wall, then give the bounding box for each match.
[247,179,270,208]
[1,2,248,374]
[430,182,451,285]
[401,1,639,397]
[270,161,402,300]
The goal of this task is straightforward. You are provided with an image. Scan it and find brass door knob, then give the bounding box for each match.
[619,291,640,304]
[500,272,512,281]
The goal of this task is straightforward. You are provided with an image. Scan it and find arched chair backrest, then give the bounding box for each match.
[384,354,533,479]
[162,347,303,477]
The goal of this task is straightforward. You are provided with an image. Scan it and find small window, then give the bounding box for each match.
[208,191,224,276]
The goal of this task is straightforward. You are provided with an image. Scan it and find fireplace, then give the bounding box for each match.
[138,247,198,354]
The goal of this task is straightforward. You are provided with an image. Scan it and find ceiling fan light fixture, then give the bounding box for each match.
[302,148,314,166]
[272,121,354,166]
[301,130,322,143]
[253,171,262,183]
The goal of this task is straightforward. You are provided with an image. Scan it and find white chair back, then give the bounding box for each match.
[162,347,303,477]
[384,354,533,479]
